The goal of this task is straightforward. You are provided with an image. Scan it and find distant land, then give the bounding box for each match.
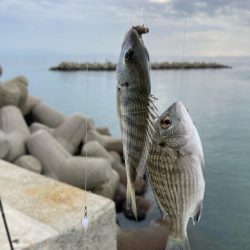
[50,61,232,71]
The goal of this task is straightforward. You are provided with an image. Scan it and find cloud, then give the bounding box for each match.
[0,0,249,56]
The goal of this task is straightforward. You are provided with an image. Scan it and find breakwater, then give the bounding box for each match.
[50,61,231,71]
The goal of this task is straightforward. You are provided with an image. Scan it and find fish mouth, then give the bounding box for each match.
[122,28,144,50]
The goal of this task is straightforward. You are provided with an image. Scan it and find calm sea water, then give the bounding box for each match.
[1,55,250,250]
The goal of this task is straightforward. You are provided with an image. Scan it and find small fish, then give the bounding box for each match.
[116,26,157,218]
[147,101,205,250]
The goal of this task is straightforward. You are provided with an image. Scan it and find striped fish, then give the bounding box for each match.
[116,26,156,218]
[147,101,205,250]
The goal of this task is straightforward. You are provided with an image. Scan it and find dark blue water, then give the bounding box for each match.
[1,55,250,250]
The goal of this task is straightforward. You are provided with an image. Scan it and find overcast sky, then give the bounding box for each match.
[0,0,249,59]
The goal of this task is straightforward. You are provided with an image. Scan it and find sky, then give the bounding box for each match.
[0,0,249,59]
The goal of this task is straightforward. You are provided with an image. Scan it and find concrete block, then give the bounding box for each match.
[53,113,88,154]
[31,102,66,128]
[27,130,112,189]
[96,126,111,136]
[0,106,30,161]
[0,160,116,250]
[23,95,41,116]
[84,129,123,154]
[30,122,54,134]
[93,170,120,200]
[0,76,28,112]
[0,130,9,159]
[14,155,42,174]
[81,141,113,162]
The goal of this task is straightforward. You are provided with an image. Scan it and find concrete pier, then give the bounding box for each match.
[0,160,117,250]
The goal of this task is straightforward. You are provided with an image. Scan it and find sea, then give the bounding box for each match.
[1,53,250,250]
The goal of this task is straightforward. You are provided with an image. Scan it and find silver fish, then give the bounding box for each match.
[116,27,156,218]
[147,101,205,250]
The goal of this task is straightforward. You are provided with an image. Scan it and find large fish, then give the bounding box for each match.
[147,101,205,250]
[116,26,156,218]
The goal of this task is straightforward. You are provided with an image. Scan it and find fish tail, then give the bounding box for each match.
[165,235,191,250]
[126,178,137,220]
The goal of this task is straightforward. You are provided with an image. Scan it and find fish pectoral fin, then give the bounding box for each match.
[192,201,203,225]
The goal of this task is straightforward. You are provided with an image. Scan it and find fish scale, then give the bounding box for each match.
[148,144,203,235]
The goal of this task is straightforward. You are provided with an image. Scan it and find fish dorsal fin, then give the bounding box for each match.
[137,95,158,178]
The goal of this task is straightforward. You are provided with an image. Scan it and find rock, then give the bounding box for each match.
[96,126,111,136]
[14,155,42,174]
[0,130,9,159]
[93,170,120,200]
[27,130,112,189]
[31,102,66,128]
[30,122,55,134]
[23,95,41,116]
[52,113,89,154]
[114,183,126,212]
[0,76,28,112]
[117,225,169,250]
[84,129,123,154]
[0,106,30,161]
[123,196,151,221]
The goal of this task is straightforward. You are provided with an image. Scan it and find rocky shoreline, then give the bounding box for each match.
[0,64,169,249]
[50,61,231,71]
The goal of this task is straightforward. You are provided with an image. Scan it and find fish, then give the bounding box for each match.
[116,26,157,218]
[147,101,205,250]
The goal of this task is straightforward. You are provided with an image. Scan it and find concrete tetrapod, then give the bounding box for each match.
[0,130,9,159]
[81,140,114,162]
[93,169,120,199]
[14,155,42,174]
[84,129,123,154]
[0,106,30,161]
[30,122,55,134]
[31,102,66,128]
[52,113,90,154]
[0,76,28,112]
[23,95,41,116]
[96,126,112,136]
[27,130,112,189]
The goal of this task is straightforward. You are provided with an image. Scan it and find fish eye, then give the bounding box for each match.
[124,49,134,61]
[160,116,172,128]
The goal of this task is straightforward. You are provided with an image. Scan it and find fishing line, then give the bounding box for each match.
[81,5,89,249]
[81,59,89,241]
[141,0,157,112]
[0,197,14,250]
[179,15,187,100]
